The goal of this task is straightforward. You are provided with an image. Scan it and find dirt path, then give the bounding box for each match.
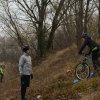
[0,45,77,99]
[80,90,100,100]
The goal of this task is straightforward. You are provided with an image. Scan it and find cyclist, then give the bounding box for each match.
[79,32,99,74]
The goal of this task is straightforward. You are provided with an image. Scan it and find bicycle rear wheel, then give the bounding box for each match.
[75,63,90,80]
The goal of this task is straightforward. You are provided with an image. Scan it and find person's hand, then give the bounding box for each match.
[30,74,33,80]
[78,51,82,55]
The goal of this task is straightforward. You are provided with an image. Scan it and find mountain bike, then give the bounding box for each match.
[75,54,100,80]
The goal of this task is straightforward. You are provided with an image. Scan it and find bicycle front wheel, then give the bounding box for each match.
[75,63,90,80]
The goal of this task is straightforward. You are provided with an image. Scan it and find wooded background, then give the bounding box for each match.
[0,0,100,62]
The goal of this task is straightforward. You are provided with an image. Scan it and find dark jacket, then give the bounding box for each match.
[79,37,99,55]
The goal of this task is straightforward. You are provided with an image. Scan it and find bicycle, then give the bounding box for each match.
[75,54,100,80]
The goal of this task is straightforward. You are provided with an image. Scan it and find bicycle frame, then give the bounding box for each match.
[80,55,88,65]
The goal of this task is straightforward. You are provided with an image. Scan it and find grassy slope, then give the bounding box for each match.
[0,45,100,100]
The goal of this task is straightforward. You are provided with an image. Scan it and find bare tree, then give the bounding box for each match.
[98,0,100,38]
[0,0,25,47]
[0,0,99,58]
[93,0,100,38]
[15,0,68,56]
[75,0,83,49]
[84,0,91,32]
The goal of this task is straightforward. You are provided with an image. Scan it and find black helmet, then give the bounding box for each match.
[81,32,90,38]
[22,45,30,52]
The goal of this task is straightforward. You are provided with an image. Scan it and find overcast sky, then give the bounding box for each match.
[0,1,24,37]
[0,0,99,37]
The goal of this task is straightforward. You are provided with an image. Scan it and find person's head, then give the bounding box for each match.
[81,32,91,39]
[22,45,30,54]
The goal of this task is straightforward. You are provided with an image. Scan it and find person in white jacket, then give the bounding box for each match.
[19,45,33,100]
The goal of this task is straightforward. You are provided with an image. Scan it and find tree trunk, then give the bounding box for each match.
[37,0,47,57]
[98,0,100,38]
[75,0,83,49]
[47,0,65,50]
[47,27,56,50]
[84,0,91,33]
[37,24,45,57]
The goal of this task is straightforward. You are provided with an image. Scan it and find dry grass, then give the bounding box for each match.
[0,45,100,100]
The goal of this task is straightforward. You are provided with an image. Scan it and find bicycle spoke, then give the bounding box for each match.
[75,63,90,80]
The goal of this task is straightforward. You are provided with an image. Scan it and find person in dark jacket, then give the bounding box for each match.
[79,32,99,72]
[19,45,33,100]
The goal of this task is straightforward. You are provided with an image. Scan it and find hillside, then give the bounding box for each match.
[0,45,100,100]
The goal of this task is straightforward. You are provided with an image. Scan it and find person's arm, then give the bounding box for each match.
[79,39,87,54]
[30,57,33,79]
[19,56,25,75]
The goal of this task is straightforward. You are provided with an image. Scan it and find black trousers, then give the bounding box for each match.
[21,75,30,100]
[92,49,99,70]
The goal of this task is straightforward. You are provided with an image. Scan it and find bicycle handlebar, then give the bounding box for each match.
[81,53,88,60]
